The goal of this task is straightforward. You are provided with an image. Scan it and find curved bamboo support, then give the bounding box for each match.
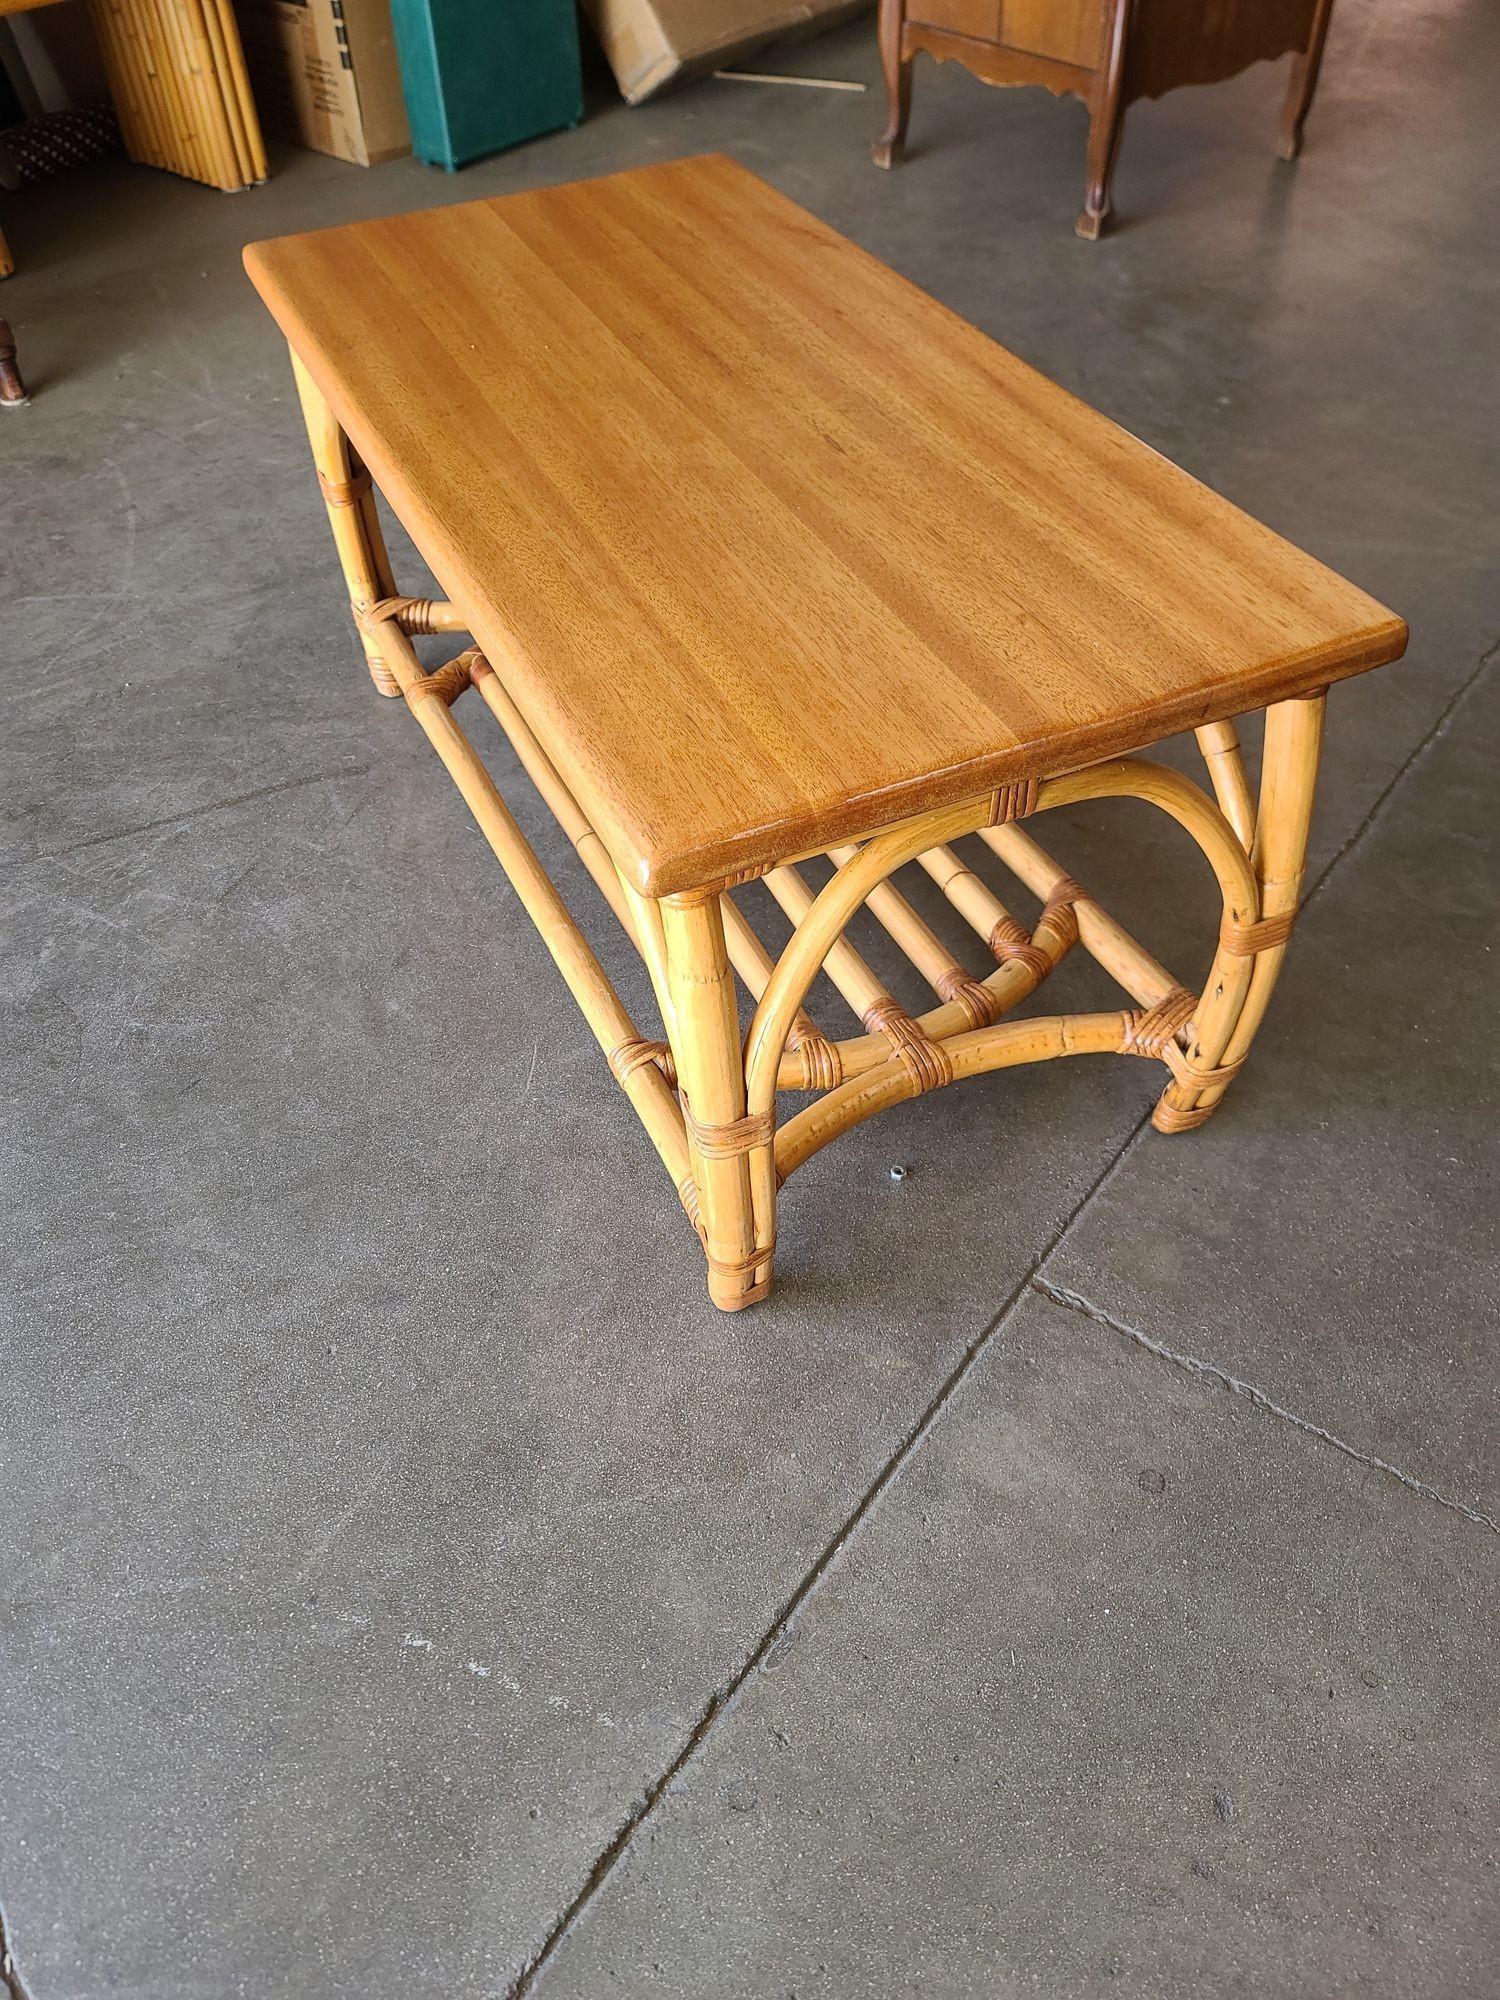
[777,1012,1129,1177]
[1027,761,1258,909]
[1027,761,1261,1137]
[716,894,835,1086]
[763,863,892,1026]
[1159,692,1325,1128]
[745,760,1258,1134]
[771,888,1076,1094]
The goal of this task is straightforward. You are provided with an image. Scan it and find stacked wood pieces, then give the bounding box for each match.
[87,0,266,190]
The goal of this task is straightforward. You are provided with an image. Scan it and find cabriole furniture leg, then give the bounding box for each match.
[1278,0,1337,159]
[871,0,911,170]
[878,0,1342,236]
[0,317,27,406]
[1077,0,1131,241]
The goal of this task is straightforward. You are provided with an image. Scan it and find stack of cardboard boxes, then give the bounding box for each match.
[235,0,866,171]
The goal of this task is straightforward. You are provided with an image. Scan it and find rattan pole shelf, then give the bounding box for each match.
[244,156,1407,1310]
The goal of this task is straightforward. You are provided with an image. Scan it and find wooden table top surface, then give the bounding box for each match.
[245,154,1406,897]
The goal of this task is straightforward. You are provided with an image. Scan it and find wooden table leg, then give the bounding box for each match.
[0,318,27,407]
[290,348,401,695]
[1278,0,1337,160]
[871,0,911,170]
[661,891,771,1310]
[1077,0,1131,239]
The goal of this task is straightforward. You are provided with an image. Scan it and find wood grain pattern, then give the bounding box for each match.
[1125,0,1317,102]
[910,0,1099,65]
[903,22,1093,102]
[245,153,1405,897]
[1000,0,1104,68]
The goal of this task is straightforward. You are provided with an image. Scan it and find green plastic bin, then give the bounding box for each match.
[389,0,583,171]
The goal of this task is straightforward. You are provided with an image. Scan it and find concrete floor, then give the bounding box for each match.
[3,1,1496,1994]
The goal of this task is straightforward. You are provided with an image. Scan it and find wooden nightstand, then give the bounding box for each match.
[873,0,1336,238]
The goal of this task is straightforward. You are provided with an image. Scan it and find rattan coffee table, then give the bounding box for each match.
[245,154,1407,1310]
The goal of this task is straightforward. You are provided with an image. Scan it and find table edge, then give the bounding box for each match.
[624,615,1408,897]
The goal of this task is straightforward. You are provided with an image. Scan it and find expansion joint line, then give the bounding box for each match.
[1033,1277,1499,1534]
[504,1120,1153,1996]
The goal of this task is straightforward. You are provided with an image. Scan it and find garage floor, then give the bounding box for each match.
[3,2,1496,1994]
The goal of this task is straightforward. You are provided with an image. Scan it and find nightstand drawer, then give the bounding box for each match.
[909,2,1002,41]
[909,1,1105,70]
[999,2,1106,68]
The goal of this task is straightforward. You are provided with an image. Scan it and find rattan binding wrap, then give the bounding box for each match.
[1221,910,1296,955]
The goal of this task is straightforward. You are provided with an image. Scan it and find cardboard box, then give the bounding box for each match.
[235,0,410,166]
[582,0,868,105]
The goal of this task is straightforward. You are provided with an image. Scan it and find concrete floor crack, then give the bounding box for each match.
[1297,632,1497,917]
[504,1120,1155,1995]
[26,762,375,866]
[1032,1276,1498,1534]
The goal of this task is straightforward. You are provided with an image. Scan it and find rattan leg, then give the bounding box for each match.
[1155,691,1326,1131]
[661,892,770,1310]
[0,318,28,407]
[1195,720,1256,850]
[290,350,400,695]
